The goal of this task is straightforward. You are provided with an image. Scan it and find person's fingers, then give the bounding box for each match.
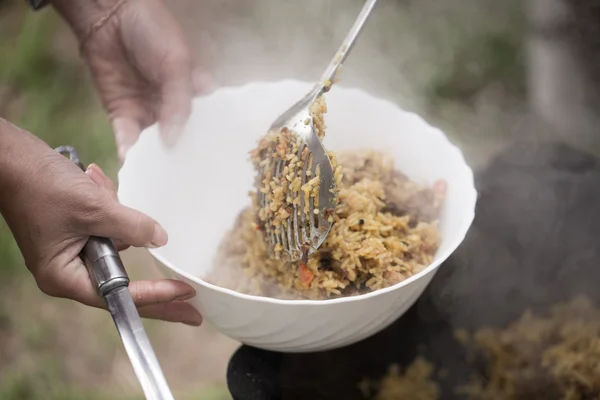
[85,163,118,201]
[85,196,168,248]
[103,83,155,163]
[113,241,131,252]
[138,301,203,326]
[78,162,167,248]
[36,258,106,308]
[112,116,142,162]
[85,164,104,186]
[84,164,129,251]
[128,279,196,306]
[43,263,201,325]
[192,68,216,96]
[158,80,192,147]
[80,160,164,248]
[157,52,194,148]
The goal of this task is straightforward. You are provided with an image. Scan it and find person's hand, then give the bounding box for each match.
[0,119,202,326]
[53,0,212,161]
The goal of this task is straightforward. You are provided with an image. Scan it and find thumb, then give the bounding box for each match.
[87,196,168,248]
[158,71,193,148]
[112,116,142,163]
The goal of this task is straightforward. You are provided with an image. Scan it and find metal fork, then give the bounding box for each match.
[259,0,378,261]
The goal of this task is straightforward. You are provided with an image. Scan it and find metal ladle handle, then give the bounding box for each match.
[55,146,130,295]
[55,146,174,400]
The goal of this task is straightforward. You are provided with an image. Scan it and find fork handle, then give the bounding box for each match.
[319,0,378,87]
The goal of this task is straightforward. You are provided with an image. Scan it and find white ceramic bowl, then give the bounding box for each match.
[117,80,477,353]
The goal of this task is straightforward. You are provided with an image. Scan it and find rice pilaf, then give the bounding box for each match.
[362,358,441,400]
[207,95,446,300]
[250,96,342,260]
[457,296,600,399]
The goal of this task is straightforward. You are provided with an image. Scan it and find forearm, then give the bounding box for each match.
[0,119,24,195]
[52,0,122,38]
[0,119,46,210]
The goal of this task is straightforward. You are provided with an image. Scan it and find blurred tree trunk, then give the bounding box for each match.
[528,0,600,151]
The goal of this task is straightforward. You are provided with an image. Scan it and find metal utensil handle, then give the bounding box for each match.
[55,146,174,400]
[55,146,130,295]
[319,0,378,86]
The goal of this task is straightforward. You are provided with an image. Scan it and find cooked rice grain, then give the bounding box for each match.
[250,95,340,260]
[458,296,600,400]
[208,148,445,300]
[363,358,440,400]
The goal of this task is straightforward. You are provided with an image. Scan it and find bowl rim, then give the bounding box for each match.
[126,79,478,306]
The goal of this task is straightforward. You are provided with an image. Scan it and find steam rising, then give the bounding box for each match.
[170,0,420,107]
[424,141,600,330]
[168,0,600,322]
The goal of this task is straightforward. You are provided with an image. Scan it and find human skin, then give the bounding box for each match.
[0,0,207,325]
[52,0,212,161]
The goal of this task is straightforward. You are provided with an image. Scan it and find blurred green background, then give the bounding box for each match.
[0,2,234,399]
[0,3,119,399]
[1,0,595,398]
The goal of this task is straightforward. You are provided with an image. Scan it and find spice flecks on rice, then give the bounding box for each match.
[209,148,445,300]
[250,95,340,260]
[208,92,445,299]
